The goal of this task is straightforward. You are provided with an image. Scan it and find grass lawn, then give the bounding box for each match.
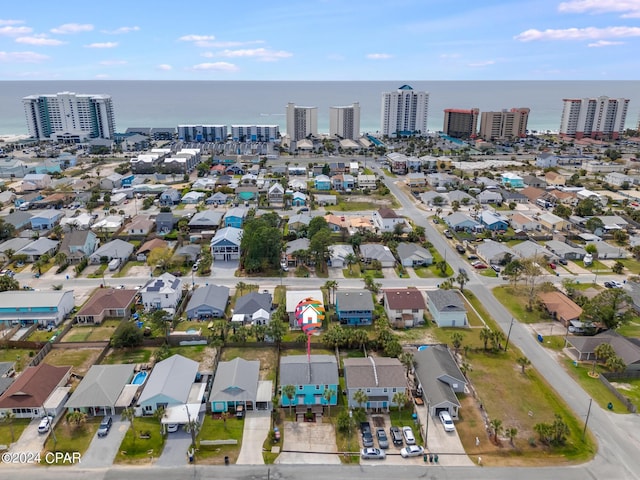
[361,269,383,279]
[0,418,30,446]
[115,417,166,465]
[382,168,396,178]
[169,344,207,362]
[101,347,155,365]
[481,268,498,278]
[28,328,58,342]
[462,296,486,327]
[196,415,244,464]
[87,264,108,279]
[334,201,382,211]
[618,259,640,275]
[112,261,146,277]
[44,348,103,377]
[493,285,552,324]
[61,319,122,342]
[44,417,101,460]
[0,348,35,373]
[617,318,640,337]
[584,260,610,272]
[342,264,361,278]
[609,378,640,411]
[221,346,278,381]
[273,285,286,306]
[173,320,206,332]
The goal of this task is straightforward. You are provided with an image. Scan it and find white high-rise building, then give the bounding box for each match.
[231,125,280,142]
[178,125,227,142]
[560,96,630,140]
[329,102,360,140]
[286,103,318,142]
[380,85,429,137]
[23,91,115,142]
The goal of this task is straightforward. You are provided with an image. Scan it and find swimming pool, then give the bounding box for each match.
[131,371,148,385]
[186,328,198,334]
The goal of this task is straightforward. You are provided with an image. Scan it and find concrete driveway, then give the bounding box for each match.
[363,414,426,466]
[155,428,192,466]
[80,419,130,468]
[9,417,50,454]
[414,405,473,466]
[210,260,239,278]
[236,410,270,465]
[275,421,341,464]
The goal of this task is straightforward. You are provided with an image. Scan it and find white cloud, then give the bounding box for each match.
[558,1,640,18]
[192,62,239,72]
[366,53,392,60]
[515,26,640,41]
[468,60,496,67]
[206,40,264,48]
[0,51,49,63]
[588,39,625,47]
[99,60,127,65]
[85,42,118,49]
[101,26,140,34]
[0,25,32,36]
[179,34,215,42]
[0,19,24,26]
[15,35,66,46]
[157,64,173,71]
[215,48,292,61]
[439,53,461,59]
[50,23,94,34]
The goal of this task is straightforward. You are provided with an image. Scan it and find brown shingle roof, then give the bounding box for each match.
[384,288,427,310]
[137,238,168,255]
[0,363,70,409]
[76,288,138,316]
[378,207,399,219]
[521,186,545,203]
[538,291,582,325]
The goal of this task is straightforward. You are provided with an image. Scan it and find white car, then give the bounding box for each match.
[38,416,53,434]
[400,445,424,458]
[166,424,179,433]
[360,447,386,460]
[402,426,416,445]
[439,411,455,432]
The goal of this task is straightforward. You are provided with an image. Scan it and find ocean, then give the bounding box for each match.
[0,80,638,137]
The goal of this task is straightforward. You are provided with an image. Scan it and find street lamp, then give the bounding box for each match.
[504,318,514,352]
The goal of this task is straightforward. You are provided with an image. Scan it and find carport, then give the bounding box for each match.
[161,403,202,429]
[256,381,273,411]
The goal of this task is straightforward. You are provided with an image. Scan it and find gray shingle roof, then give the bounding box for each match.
[65,364,134,408]
[336,290,374,311]
[210,358,259,402]
[427,290,465,313]
[343,356,405,389]
[138,355,199,405]
[186,284,229,314]
[414,345,466,408]
[279,355,338,386]
[234,292,272,316]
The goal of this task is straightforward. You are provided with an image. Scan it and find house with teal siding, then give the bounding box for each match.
[279,355,338,411]
[135,355,200,416]
[224,206,248,228]
[210,358,260,413]
[314,175,331,191]
[335,290,374,326]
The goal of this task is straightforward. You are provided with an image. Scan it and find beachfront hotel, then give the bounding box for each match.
[23,91,116,142]
[478,108,530,141]
[559,96,630,140]
[329,102,360,140]
[286,102,318,142]
[380,84,429,137]
[178,125,227,142]
[443,108,479,139]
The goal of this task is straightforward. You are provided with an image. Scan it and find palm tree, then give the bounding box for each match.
[235,281,248,296]
[479,327,492,351]
[353,388,369,412]
[399,351,414,378]
[516,356,531,374]
[324,280,338,306]
[606,355,626,373]
[153,406,166,432]
[392,391,408,419]
[490,418,503,444]
[456,270,469,292]
[220,411,230,430]
[323,388,336,416]
[66,410,88,428]
[54,252,68,267]
[451,332,465,356]
[32,257,46,276]
[491,330,505,351]
[282,384,296,416]
[506,426,518,447]
[3,248,15,265]
[184,412,199,448]
[122,407,136,446]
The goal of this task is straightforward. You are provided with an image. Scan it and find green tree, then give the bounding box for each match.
[399,351,414,378]
[112,322,143,348]
[585,243,598,256]
[353,389,368,411]
[235,281,248,296]
[552,204,572,219]
[479,327,492,351]
[122,407,137,447]
[392,391,408,420]
[53,252,68,267]
[65,410,87,429]
[323,388,336,416]
[308,216,329,239]
[585,217,604,233]
[506,427,518,447]
[336,408,356,435]
[606,355,626,373]
[503,259,524,286]
[0,275,19,292]
[450,332,465,355]
[0,219,16,241]
[266,317,288,347]
[282,385,296,416]
[583,288,633,330]
[147,247,173,272]
[324,280,338,306]
[491,330,505,351]
[345,253,357,274]
[240,216,283,273]
[612,261,624,275]
[516,356,531,374]
[613,229,629,245]
[490,418,503,444]
[456,270,469,292]
[309,228,332,271]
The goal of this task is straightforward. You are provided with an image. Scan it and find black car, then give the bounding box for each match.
[557,258,568,265]
[455,244,465,254]
[389,426,403,446]
[360,422,373,447]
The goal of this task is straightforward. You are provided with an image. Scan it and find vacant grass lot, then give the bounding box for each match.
[197,415,244,464]
[101,347,155,365]
[115,417,165,465]
[493,285,552,324]
[44,347,103,376]
[62,319,122,342]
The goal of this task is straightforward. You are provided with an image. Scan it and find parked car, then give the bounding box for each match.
[360,422,374,447]
[439,411,455,432]
[360,447,386,460]
[402,426,416,445]
[38,416,53,434]
[604,281,624,289]
[444,230,453,239]
[432,217,439,224]
[97,416,113,437]
[473,262,488,269]
[166,423,179,433]
[455,244,465,254]
[549,262,557,270]
[557,258,568,265]
[491,264,501,273]
[467,254,479,261]
[390,426,403,446]
[400,445,425,458]
[376,428,389,449]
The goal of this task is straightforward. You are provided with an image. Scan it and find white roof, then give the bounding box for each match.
[286,289,323,313]
[161,403,202,425]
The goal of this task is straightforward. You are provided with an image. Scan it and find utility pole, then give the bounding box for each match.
[582,398,593,440]
[504,317,514,352]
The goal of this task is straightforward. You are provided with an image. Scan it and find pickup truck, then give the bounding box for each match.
[360,422,374,447]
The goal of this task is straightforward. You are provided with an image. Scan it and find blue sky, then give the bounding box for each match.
[1,0,639,80]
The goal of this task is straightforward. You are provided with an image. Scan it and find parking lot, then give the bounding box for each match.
[275,421,341,464]
[360,414,425,466]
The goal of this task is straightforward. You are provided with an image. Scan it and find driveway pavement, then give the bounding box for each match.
[275,421,341,464]
[9,416,58,455]
[155,428,192,466]
[80,419,130,468]
[210,260,239,278]
[236,410,270,465]
[414,404,473,466]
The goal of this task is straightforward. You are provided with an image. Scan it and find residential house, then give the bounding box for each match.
[413,345,467,418]
[360,243,396,268]
[388,153,408,175]
[0,237,32,262]
[233,291,272,325]
[140,272,183,312]
[538,212,568,232]
[136,355,201,416]
[15,237,58,263]
[511,240,550,260]
[210,227,242,261]
[478,190,503,205]
[279,355,339,411]
[185,284,229,320]
[445,212,482,232]
[447,190,474,205]
[315,194,337,206]
[510,213,541,232]
[30,210,64,231]
[0,190,16,206]
[501,173,524,188]
[0,290,74,326]
[21,173,51,191]
[65,364,135,416]
[343,357,407,410]
[285,238,310,266]
[420,191,448,206]
[289,178,308,192]
[426,172,457,189]
[268,182,285,204]
[331,174,355,191]
[314,175,331,191]
[324,214,348,233]
[75,288,138,324]
[124,216,154,236]
[538,291,582,327]
[89,239,134,265]
[567,331,640,371]
[357,174,377,190]
[427,290,468,327]
[605,172,635,187]
[500,189,528,204]
[406,172,427,188]
[535,152,558,168]
[285,289,324,328]
[0,363,71,419]
[173,244,201,264]
[372,208,405,232]
[159,188,181,206]
[479,211,509,231]
[59,230,97,263]
[100,173,123,191]
[206,192,229,205]
[2,211,33,231]
[91,215,124,233]
[155,212,178,234]
[328,244,355,268]
[523,175,547,189]
[476,240,515,265]
[383,288,427,328]
[291,191,307,207]
[475,176,500,189]
[587,241,627,259]
[210,358,265,413]
[0,362,15,397]
[545,240,586,260]
[224,207,248,228]
[396,242,433,267]
[545,171,566,187]
[288,213,312,235]
[188,211,223,230]
[335,290,375,326]
[14,191,43,208]
[136,238,168,261]
[181,191,205,204]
